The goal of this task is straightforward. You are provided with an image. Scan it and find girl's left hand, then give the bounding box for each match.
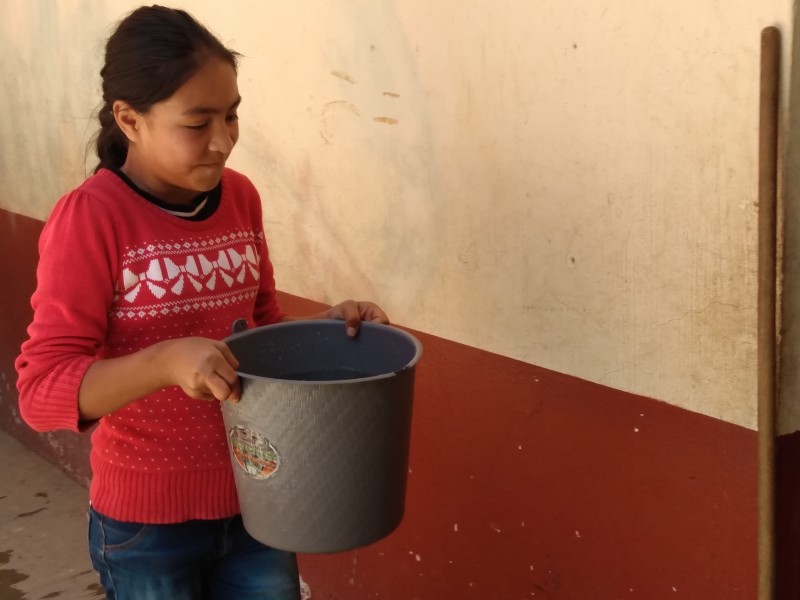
[327,300,389,337]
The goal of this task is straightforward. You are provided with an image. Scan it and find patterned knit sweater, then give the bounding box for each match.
[15,168,285,523]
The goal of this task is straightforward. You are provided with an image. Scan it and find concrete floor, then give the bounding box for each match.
[0,429,104,599]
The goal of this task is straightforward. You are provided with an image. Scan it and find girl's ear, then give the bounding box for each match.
[113,100,142,142]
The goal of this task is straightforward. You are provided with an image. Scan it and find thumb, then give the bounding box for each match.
[328,300,362,336]
[345,315,360,337]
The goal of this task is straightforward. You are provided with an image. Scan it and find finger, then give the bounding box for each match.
[335,300,361,337]
[216,341,240,370]
[211,344,241,399]
[214,361,239,387]
[359,302,390,324]
[227,378,242,402]
[206,371,235,402]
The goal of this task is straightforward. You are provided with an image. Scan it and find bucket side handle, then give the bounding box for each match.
[231,318,248,335]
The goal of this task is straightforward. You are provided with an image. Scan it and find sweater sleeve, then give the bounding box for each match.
[15,190,117,432]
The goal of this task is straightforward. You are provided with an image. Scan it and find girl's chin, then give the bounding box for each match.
[190,167,224,189]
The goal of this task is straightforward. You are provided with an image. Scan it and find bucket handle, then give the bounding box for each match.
[231,318,248,335]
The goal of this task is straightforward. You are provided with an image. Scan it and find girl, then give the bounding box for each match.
[15,5,387,599]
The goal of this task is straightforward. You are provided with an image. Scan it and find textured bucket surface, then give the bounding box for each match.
[221,320,421,553]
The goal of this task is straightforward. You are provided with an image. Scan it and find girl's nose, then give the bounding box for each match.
[209,121,235,154]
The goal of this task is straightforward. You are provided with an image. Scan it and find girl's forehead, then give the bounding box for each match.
[162,58,239,112]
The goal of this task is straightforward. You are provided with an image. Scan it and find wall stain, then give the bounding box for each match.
[319,100,361,144]
[330,70,356,84]
[530,555,562,598]
[382,92,400,98]
[373,117,398,125]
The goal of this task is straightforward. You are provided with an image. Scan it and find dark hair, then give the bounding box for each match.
[94,5,240,172]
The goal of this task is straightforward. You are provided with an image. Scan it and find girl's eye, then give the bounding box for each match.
[187,123,208,131]
[226,113,239,123]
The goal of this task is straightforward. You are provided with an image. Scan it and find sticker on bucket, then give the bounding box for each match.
[229,425,281,479]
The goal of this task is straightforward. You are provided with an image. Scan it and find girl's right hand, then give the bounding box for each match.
[77,336,241,422]
[157,337,241,402]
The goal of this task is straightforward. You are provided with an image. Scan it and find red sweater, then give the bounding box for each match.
[15,168,285,523]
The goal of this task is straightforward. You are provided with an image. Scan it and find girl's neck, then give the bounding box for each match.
[111,167,218,221]
[120,159,198,206]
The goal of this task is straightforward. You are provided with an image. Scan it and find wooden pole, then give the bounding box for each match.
[758,25,780,600]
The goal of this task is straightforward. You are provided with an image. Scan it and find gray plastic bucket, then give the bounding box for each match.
[221,319,422,553]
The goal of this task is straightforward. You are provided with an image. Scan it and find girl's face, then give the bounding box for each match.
[116,57,240,205]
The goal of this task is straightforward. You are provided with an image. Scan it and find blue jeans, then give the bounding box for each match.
[88,506,300,600]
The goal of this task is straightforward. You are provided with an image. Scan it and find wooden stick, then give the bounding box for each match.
[758,24,780,600]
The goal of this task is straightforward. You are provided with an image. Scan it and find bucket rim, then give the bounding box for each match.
[224,319,423,384]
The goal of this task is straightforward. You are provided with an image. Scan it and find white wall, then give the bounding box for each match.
[1,0,793,430]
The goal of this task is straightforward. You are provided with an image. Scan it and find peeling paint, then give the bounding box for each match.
[300,576,312,599]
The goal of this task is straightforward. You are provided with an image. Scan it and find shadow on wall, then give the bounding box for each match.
[0,207,758,599]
